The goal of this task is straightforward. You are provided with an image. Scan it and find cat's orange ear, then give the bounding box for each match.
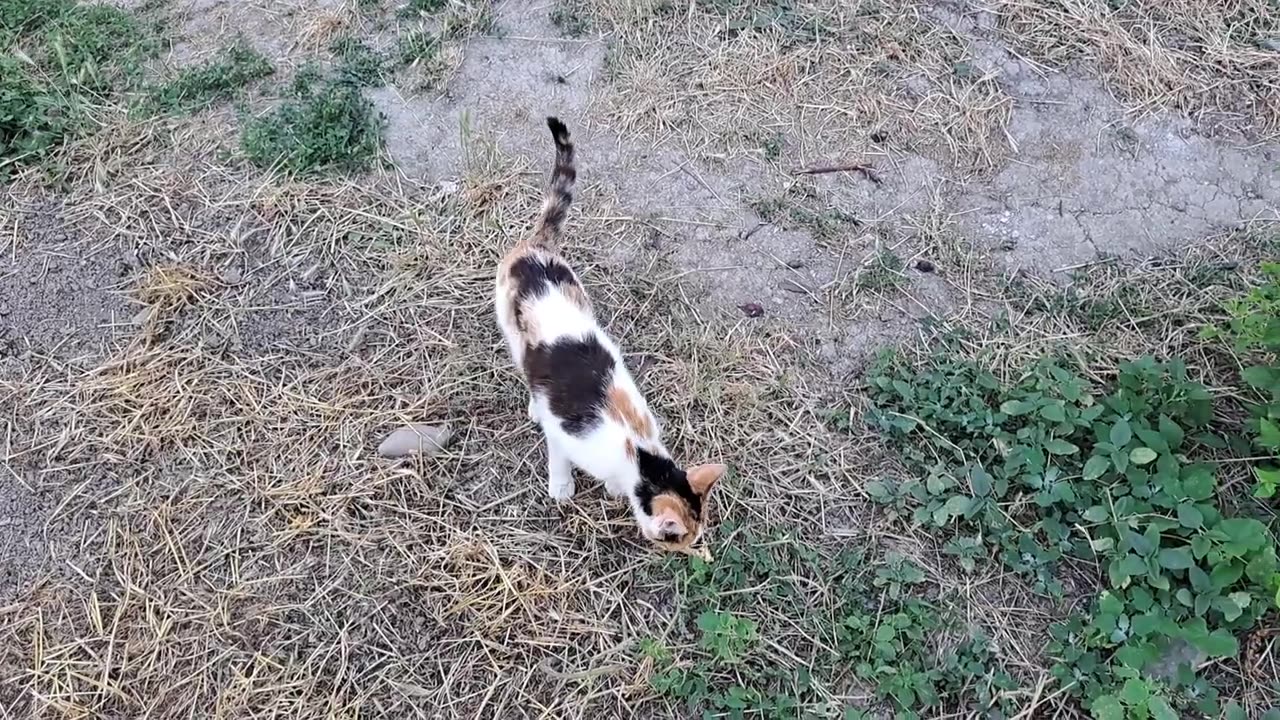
[687,463,727,495]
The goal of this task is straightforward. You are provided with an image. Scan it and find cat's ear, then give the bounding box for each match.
[687,463,727,495]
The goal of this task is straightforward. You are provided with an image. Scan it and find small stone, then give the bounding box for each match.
[0,302,9,316]
[346,325,369,353]
[377,423,454,459]
[204,328,228,351]
[1144,638,1205,682]
[784,259,804,269]
[780,279,810,294]
[915,259,935,273]
[738,302,764,318]
[221,267,243,285]
[132,306,155,326]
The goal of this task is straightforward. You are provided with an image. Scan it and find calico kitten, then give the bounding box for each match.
[494,117,726,554]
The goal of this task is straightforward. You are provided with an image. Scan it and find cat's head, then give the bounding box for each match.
[635,450,726,552]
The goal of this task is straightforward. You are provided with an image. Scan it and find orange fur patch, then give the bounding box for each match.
[652,493,698,540]
[687,463,726,495]
[605,386,655,439]
[624,439,636,461]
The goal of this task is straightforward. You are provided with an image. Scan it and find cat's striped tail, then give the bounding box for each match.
[531,117,576,246]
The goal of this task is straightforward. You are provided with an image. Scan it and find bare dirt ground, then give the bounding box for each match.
[2,0,1278,717]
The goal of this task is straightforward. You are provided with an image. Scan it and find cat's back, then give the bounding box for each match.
[497,247,596,344]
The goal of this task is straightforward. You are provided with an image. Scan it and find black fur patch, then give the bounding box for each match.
[523,336,614,435]
[635,448,702,518]
[510,255,577,301]
[509,255,580,328]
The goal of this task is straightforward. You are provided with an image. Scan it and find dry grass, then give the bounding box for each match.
[940,228,1278,386]
[994,0,1280,136]
[593,0,1013,172]
[3,0,1278,717]
[0,111,881,717]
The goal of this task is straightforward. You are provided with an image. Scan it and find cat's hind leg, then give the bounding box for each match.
[545,435,575,501]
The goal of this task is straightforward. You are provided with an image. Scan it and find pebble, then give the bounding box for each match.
[221,267,243,285]
[132,306,154,326]
[1144,638,1205,682]
[738,302,764,318]
[915,259,935,273]
[377,423,454,459]
[346,325,369,353]
[204,328,227,350]
[0,302,9,316]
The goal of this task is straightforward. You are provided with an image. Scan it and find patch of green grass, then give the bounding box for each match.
[330,35,386,87]
[550,0,591,38]
[759,132,783,162]
[856,249,904,291]
[1203,261,1280,499]
[751,192,857,243]
[0,0,76,35]
[1005,255,1252,340]
[142,41,273,115]
[396,28,440,65]
[695,0,835,46]
[0,0,158,171]
[864,349,1280,718]
[396,0,446,18]
[42,4,155,87]
[1,56,77,169]
[241,70,384,174]
[440,0,496,40]
[642,526,1014,718]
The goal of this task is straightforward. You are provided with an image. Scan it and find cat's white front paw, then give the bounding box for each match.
[547,475,575,501]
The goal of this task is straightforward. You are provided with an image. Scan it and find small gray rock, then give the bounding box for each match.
[345,325,369,354]
[221,267,243,285]
[1144,638,1205,682]
[132,306,155,326]
[377,423,453,459]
